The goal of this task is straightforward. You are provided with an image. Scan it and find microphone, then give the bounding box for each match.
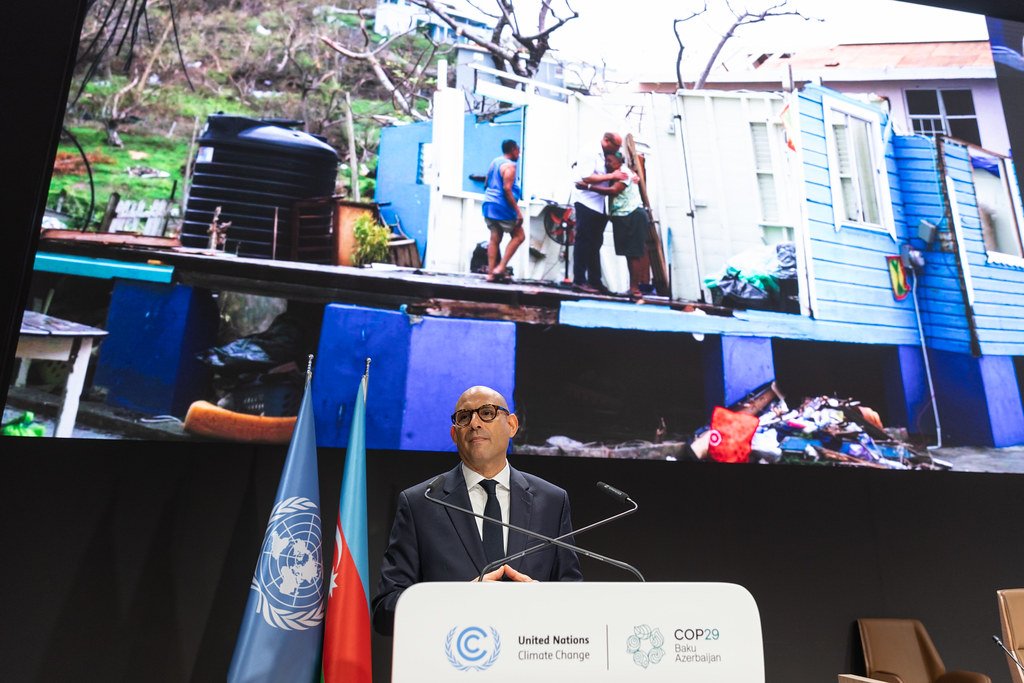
[597,481,631,504]
[992,635,1024,676]
[423,477,645,582]
[477,480,640,581]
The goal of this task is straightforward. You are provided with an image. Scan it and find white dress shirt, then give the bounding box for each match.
[571,150,610,213]
[461,461,510,553]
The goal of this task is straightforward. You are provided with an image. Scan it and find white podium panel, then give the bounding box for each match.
[392,582,764,682]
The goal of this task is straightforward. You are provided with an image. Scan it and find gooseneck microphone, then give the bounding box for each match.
[424,476,645,582]
[477,480,640,581]
[992,635,1024,676]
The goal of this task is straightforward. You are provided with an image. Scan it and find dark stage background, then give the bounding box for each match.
[3,438,1022,682]
[5,1,1024,682]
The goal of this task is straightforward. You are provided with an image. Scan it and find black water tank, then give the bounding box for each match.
[181,115,339,260]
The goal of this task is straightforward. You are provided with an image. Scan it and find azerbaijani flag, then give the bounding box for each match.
[228,372,325,683]
[322,368,372,683]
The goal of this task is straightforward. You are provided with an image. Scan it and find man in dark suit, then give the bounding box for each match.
[371,385,582,636]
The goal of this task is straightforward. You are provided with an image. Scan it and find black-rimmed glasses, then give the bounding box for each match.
[451,404,509,427]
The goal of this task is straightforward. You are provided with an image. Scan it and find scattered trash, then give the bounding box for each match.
[195,312,310,417]
[694,381,944,469]
[2,411,46,437]
[125,166,170,178]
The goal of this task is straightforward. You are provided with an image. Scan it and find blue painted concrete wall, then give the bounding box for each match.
[376,121,433,262]
[942,139,1024,356]
[882,345,933,436]
[929,348,1024,446]
[462,108,523,194]
[797,85,919,341]
[375,109,523,263]
[314,304,516,451]
[702,336,775,412]
[95,281,217,416]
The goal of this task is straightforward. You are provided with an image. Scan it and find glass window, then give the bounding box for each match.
[750,123,778,222]
[906,88,981,146]
[831,116,881,225]
[906,90,939,115]
[825,102,890,235]
[973,153,1024,258]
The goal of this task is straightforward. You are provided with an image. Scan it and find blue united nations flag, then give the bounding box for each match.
[228,375,324,682]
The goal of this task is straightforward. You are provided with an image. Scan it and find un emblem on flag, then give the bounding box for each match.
[251,496,325,630]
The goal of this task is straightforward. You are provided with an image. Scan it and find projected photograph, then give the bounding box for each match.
[6,0,1024,473]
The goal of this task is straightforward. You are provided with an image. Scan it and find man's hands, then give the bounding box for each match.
[475,564,534,582]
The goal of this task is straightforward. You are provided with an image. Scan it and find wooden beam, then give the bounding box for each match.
[406,298,558,325]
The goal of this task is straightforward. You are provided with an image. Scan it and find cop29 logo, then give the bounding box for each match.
[626,624,665,669]
[445,625,501,671]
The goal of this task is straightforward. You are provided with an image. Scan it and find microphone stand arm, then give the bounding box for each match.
[424,490,645,583]
[478,498,639,581]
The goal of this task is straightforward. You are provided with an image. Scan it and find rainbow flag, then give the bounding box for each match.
[321,370,372,683]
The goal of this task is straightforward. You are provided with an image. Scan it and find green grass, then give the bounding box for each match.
[48,125,190,229]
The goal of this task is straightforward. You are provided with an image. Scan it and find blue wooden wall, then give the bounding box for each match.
[891,135,973,354]
[941,139,1024,356]
[796,85,919,341]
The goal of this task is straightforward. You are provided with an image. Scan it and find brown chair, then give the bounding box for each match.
[857,618,991,683]
[997,589,1024,683]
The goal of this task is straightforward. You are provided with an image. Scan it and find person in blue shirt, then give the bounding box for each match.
[481,139,524,282]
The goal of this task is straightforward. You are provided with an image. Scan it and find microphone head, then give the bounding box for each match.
[994,635,1005,646]
[596,481,630,504]
[426,475,445,496]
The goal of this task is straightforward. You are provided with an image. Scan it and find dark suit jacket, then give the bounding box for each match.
[371,463,583,635]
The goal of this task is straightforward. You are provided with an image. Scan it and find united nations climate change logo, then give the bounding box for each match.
[445,626,501,671]
[626,624,665,668]
[251,496,325,630]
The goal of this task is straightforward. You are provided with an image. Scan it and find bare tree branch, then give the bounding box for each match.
[673,3,707,89]
[321,34,428,121]
[675,1,821,90]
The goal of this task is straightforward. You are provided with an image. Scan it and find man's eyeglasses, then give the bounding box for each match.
[451,404,509,427]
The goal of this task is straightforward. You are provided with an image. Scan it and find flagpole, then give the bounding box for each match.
[307,354,315,383]
[363,357,370,381]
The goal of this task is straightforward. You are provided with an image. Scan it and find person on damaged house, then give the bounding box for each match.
[481,139,525,283]
[577,150,652,302]
[570,131,630,295]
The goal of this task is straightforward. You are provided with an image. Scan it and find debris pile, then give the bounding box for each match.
[693,382,949,470]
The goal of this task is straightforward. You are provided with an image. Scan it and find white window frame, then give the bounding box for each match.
[822,95,896,240]
[747,118,796,243]
[981,155,1024,267]
[905,88,980,144]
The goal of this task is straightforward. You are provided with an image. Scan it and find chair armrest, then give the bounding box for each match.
[936,671,991,683]
[868,672,905,683]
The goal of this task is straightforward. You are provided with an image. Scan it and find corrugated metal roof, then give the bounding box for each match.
[755,41,993,71]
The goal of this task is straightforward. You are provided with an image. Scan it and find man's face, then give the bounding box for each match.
[450,387,519,475]
[601,134,621,155]
[509,146,521,161]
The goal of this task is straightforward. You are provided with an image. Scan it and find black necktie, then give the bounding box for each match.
[479,479,503,564]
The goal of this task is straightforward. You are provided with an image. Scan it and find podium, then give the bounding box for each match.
[392,582,764,682]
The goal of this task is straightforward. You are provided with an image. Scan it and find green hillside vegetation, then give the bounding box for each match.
[51,1,431,230]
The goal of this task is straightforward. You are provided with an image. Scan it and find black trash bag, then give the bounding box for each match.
[712,274,774,310]
[470,241,488,274]
[774,242,797,279]
[198,313,306,372]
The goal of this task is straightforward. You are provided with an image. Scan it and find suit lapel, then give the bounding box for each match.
[506,466,533,571]
[441,464,487,574]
